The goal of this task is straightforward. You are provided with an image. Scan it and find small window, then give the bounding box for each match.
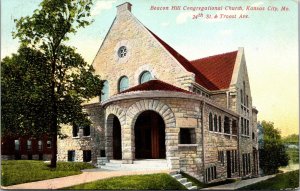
[118,76,129,92]
[14,140,20,151]
[83,125,90,136]
[68,150,75,162]
[209,113,213,131]
[241,118,244,135]
[83,150,92,162]
[205,166,217,182]
[38,140,43,151]
[179,128,196,144]
[218,116,222,132]
[73,123,79,137]
[118,46,127,58]
[224,116,230,134]
[27,140,32,150]
[47,140,52,148]
[214,115,218,132]
[246,95,249,107]
[252,132,255,139]
[101,80,109,102]
[139,71,152,84]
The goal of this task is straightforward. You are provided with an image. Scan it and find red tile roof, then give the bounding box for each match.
[147,28,238,91]
[120,79,192,94]
[190,51,238,90]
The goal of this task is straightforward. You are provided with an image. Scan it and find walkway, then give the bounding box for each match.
[200,174,276,190]
[2,168,171,190]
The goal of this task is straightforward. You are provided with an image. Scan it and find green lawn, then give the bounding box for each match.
[65,173,187,190]
[1,160,94,186]
[239,170,299,190]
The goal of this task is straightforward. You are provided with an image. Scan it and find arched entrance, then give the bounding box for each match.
[107,114,122,160]
[134,110,166,159]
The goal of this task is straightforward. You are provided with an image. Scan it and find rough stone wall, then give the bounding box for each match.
[203,103,239,182]
[57,104,105,163]
[210,93,227,109]
[230,49,257,177]
[89,6,194,104]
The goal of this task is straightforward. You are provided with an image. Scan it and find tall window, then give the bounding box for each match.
[232,120,237,135]
[14,140,20,151]
[218,116,222,132]
[209,113,213,131]
[118,76,129,92]
[214,115,218,132]
[27,140,32,150]
[224,116,230,134]
[101,80,109,101]
[240,89,243,104]
[38,140,43,151]
[139,71,152,84]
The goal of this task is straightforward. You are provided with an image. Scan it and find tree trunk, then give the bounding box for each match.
[50,55,57,168]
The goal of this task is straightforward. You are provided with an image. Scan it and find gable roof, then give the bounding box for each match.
[120,79,192,94]
[190,51,238,90]
[147,29,218,91]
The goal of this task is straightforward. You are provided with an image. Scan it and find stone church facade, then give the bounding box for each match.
[57,2,259,183]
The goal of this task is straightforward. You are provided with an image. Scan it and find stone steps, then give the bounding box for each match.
[100,159,169,171]
[170,171,197,190]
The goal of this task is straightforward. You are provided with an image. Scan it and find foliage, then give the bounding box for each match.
[283,134,299,144]
[239,170,299,190]
[5,0,102,167]
[65,173,187,190]
[286,148,299,163]
[259,121,289,175]
[1,160,94,186]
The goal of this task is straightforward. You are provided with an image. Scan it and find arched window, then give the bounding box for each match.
[218,116,222,132]
[118,76,129,92]
[209,113,213,131]
[139,71,152,84]
[214,115,218,132]
[101,80,109,101]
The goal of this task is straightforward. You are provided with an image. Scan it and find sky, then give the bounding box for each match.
[1,0,299,136]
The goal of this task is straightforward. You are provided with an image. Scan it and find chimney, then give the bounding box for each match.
[116,2,132,14]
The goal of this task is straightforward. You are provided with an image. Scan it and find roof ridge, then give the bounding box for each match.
[190,50,238,63]
[146,28,219,90]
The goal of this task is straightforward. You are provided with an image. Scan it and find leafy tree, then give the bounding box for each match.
[6,0,102,167]
[283,134,299,144]
[259,121,289,175]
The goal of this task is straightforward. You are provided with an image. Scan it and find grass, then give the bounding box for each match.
[1,160,94,186]
[65,173,187,190]
[239,170,299,190]
[181,172,236,189]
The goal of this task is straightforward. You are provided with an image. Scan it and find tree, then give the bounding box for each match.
[259,121,289,175]
[7,0,102,167]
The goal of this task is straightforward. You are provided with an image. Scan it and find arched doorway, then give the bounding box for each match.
[109,115,122,160]
[134,110,166,159]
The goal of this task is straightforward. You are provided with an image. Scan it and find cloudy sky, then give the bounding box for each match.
[1,0,298,136]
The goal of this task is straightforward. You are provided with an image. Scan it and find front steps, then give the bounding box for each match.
[100,159,169,171]
[169,171,197,190]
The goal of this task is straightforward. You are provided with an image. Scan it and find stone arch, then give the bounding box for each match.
[106,105,126,126]
[105,105,126,160]
[126,99,176,128]
[123,99,178,169]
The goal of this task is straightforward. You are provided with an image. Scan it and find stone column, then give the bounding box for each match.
[122,124,134,164]
[105,117,113,160]
[165,127,180,170]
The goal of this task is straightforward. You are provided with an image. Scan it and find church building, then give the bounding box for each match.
[57,2,259,183]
